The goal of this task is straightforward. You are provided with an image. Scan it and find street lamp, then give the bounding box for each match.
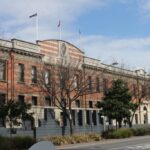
[111,62,118,66]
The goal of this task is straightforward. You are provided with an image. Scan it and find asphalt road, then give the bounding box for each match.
[57,135,150,150]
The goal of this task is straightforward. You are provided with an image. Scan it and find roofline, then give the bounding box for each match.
[37,39,85,54]
[84,56,101,61]
[12,38,38,46]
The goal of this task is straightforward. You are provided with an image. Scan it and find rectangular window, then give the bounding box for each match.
[89,101,93,108]
[45,70,50,85]
[44,108,48,121]
[103,78,108,92]
[0,61,5,80]
[60,112,67,126]
[141,85,145,97]
[135,114,138,124]
[45,96,52,106]
[18,64,24,82]
[18,95,24,104]
[133,84,136,96]
[75,99,80,108]
[144,114,147,124]
[32,96,37,105]
[88,76,92,91]
[74,75,79,89]
[99,116,103,125]
[72,110,75,126]
[92,111,97,125]
[0,93,6,127]
[96,77,100,92]
[78,110,82,126]
[32,66,37,83]
[0,93,5,104]
[86,110,90,125]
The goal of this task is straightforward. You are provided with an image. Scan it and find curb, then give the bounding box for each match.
[56,135,150,149]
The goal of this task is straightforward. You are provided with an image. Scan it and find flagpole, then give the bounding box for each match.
[29,13,38,42]
[36,15,39,41]
[79,29,81,42]
[79,32,81,41]
[57,20,61,40]
[59,25,61,40]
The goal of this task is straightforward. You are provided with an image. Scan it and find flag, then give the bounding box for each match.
[57,20,61,27]
[79,29,81,35]
[29,13,37,18]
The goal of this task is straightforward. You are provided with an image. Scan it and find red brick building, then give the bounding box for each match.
[0,38,149,136]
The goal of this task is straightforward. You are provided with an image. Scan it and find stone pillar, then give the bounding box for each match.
[82,110,86,126]
[89,110,93,132]
[74,110,78,126]
[96,110,99,126]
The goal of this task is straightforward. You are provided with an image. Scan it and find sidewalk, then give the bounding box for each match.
[56,135,150,149]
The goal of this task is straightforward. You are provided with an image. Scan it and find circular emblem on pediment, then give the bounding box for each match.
[60,43,67,57]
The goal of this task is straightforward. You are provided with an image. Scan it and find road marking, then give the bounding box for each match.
[111,144,150,150]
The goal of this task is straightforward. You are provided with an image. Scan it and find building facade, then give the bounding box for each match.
[0,38,150,137]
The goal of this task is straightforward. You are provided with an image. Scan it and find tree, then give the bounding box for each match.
[96,79,137,128]
[133,70,150,125]
[39,59,99,135]
[0,100,33,136]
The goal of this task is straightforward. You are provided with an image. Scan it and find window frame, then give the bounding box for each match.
[32,96,37,106]
[31,66,37,83]
[44,70,50,85]
[18,95,24,105]
[0,61,6,81]
[18,63,24,82]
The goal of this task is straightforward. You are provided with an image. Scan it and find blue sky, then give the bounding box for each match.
[0,0,150,71]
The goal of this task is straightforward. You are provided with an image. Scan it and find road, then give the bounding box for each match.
[57,135,150,150]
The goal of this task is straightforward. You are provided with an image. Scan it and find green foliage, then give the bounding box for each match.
[102,127,150,139]
[0,100,33,130]
[0,136,35,150]
[96,79,137,127]
[44,133,101,145]
[131,127,150,136]
[12,136,36,149]
[0,136,13,150]
[102,128,133,139]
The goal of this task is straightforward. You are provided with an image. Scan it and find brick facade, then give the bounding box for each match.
[0,38,150,136]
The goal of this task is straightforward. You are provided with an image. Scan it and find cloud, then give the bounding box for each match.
[0,0,149,70]
[0,0,107,41]
[137,0,150,18]
[72,35,150,70]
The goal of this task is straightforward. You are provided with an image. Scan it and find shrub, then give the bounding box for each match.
[0,137,13,150]
[72,134,89,143]
[87,133,101,141]
[45,133,101,145]
[0,136,35,150]
[47,136,66,145]
[12,136,36,149]
[131,127,150,136]
[102,128,133,139]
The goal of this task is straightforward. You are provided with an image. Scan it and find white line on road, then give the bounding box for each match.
[110,143,150,150]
